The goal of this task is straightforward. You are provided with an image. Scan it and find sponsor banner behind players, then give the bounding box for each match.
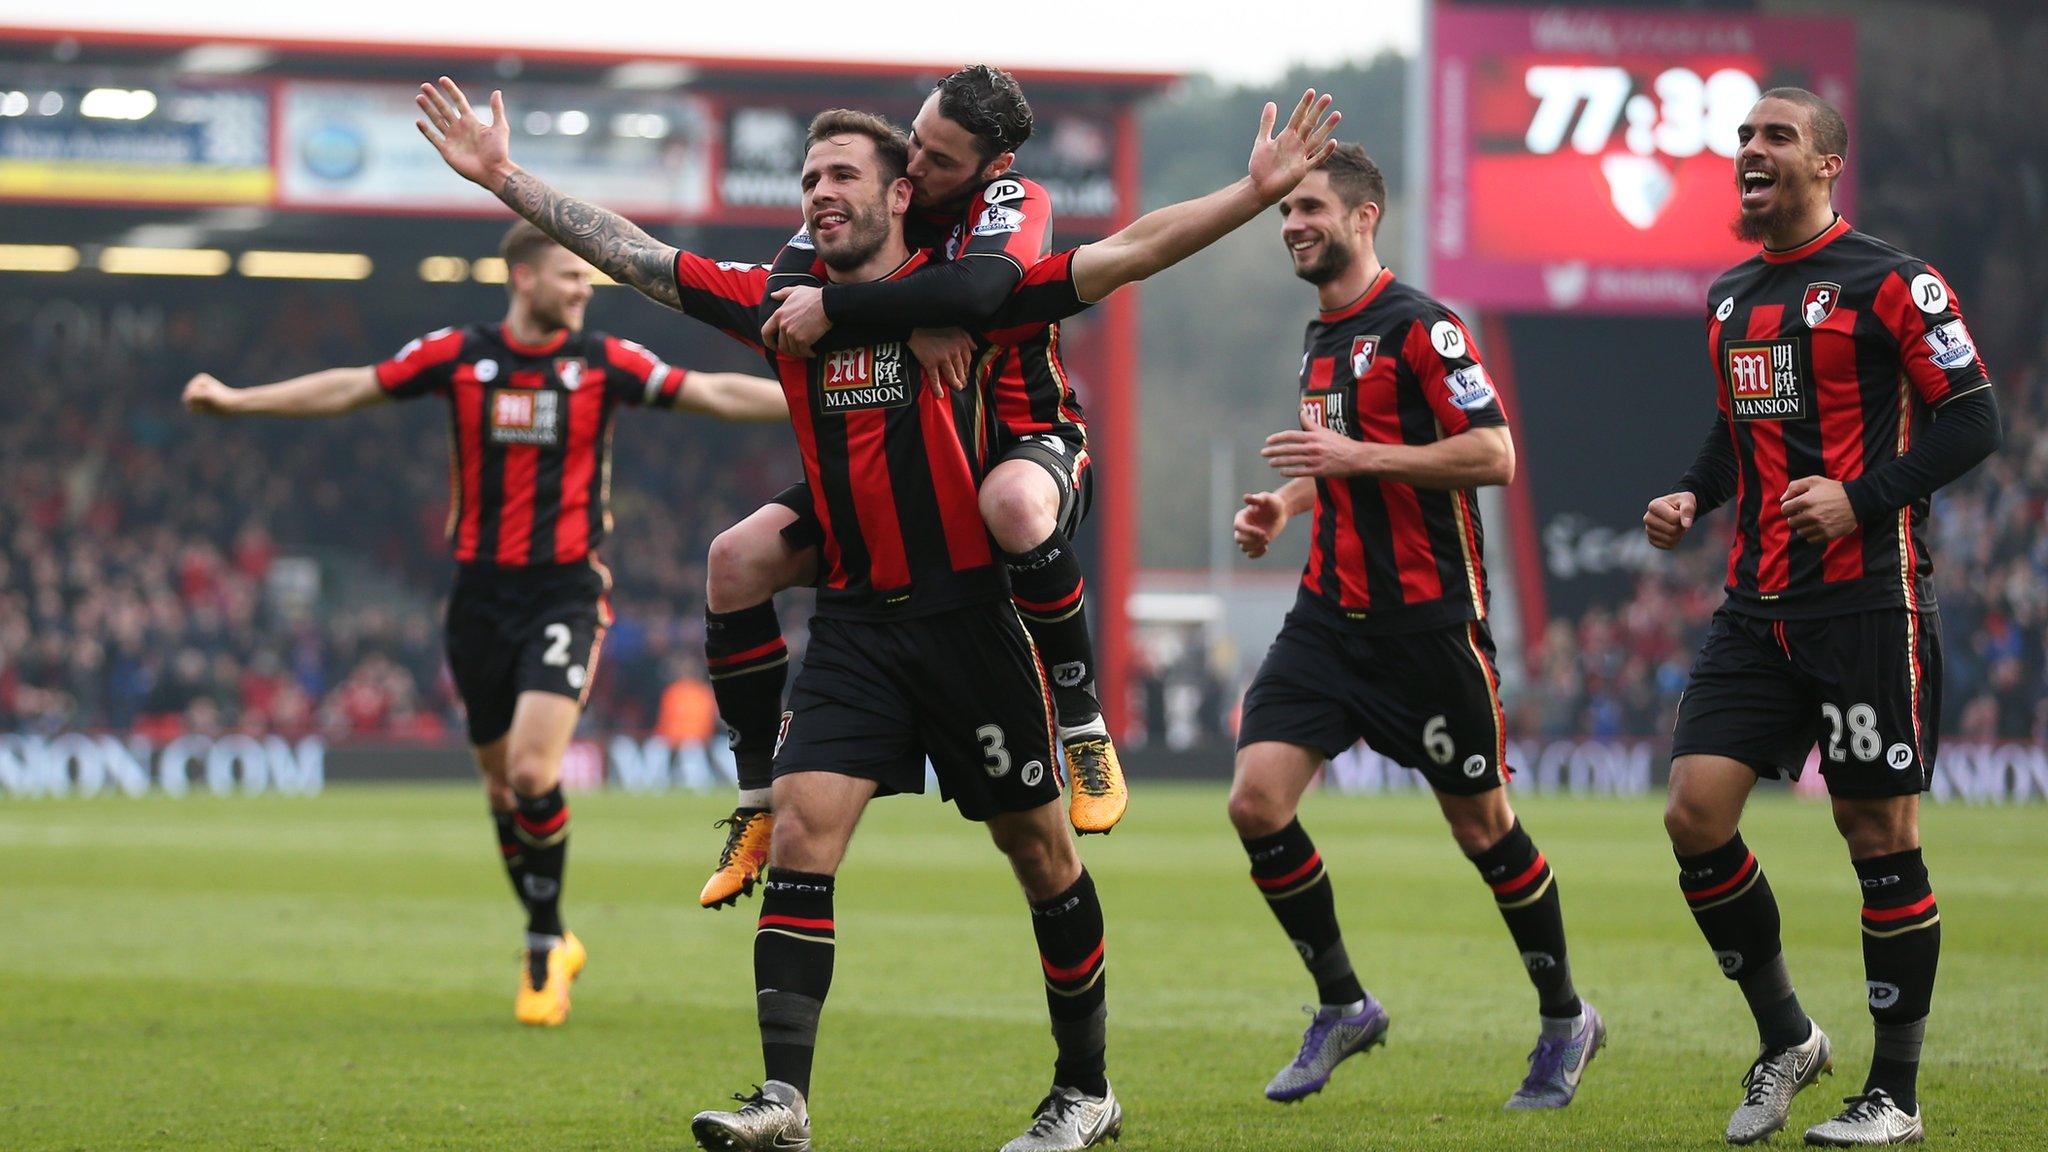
[0,733,322,797]
[277,82,714,218]
[8,732,2044,802]
[1319,739,2048,804]
[1429,4,1856,312]
[0,79,272,206]
[1322,738,1660,796]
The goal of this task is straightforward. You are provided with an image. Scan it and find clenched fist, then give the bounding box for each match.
[1234,491,1290,558]
[1643,490,1697,550]
[182,373,237,416]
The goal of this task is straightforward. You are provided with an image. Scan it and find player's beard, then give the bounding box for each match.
[1292,235,1355,286]
[532,298,581,333]
[818,198,892,272]
[1731,176,1807,244]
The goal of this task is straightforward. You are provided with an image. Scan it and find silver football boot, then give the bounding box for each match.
[691,1081,811,1151]
[1804,1089,1924,1146]
[998,1084,1122,1152]
[1727,1024,1833,1145]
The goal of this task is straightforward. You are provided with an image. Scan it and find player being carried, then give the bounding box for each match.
[181,222,788,1027]
[416,75,1335,1152]
[697,64,1123,915]
[1230,143,1602,1110]
[1645,87,1999,1147]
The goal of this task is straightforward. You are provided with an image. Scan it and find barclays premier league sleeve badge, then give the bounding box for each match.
[1922,319,1977,372]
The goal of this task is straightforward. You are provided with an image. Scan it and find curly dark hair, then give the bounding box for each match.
[933,64,1034,162]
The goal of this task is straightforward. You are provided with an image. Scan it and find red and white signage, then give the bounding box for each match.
[1429,5,1857,313]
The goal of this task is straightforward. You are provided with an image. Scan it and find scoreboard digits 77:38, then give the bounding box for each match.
[1429,5,1857,313]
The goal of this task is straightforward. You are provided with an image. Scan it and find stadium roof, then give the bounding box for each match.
[0,24,1173,259]
[0,24,1181,95]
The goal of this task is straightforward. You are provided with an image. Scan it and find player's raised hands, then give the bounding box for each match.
[1248,89,1341,206]
[1234,491,1290,558]
[909,328,977,396]
[1643,490,1698,549]
[416,78,514,193]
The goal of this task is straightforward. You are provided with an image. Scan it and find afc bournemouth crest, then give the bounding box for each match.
[1349,335,1379,378]
[1802,282,1841,328]
[554,357,586,391]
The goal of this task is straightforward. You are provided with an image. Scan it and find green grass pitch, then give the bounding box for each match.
[3,784,2043,1150]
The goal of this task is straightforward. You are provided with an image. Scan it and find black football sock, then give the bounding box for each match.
[705,603,789,804]
[1243,819,1365,1007]
[1856,848,1939,1113]
[491,806,534,919]
[1031,869,1109,1097]
[756,869,836,1098]
[512,786,569,938]
[1468,819,1581,1021]
[1005,531,1100,729]
[1677,833,1809,1051]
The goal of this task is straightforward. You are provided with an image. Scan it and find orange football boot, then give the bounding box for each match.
[700,808,774,909]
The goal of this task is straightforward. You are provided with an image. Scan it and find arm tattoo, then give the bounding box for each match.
[499,169,682,309]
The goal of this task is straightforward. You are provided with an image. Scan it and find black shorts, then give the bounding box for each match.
[444,560,610,746]
[1238,608,1509,795]
[773,603,1061,821]
[1672,606,1942,798]
[769,481,826,551]
[995,434,1093,541]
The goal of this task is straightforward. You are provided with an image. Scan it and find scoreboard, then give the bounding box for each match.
[1428,5,1856,313]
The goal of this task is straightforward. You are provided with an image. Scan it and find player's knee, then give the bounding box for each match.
[980,472,1057,553]
[1832,802,1917,858]
[482,778,516,812]
[1663,792,1733,853]
[1443,795,1514,855]
[707,525,785,608]
[505,746,560,797]
[767,801,821,869]
[1226,780,1292,839]
[1002,827,1079,897]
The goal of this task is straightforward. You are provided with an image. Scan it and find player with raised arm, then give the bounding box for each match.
[697,66,1121,918]
[414,76,1335,1152]
[1230,144,1602,1111]
[181,222,788,1027]
[1645,88,1999,1147]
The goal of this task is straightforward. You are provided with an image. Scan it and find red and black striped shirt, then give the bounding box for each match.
[769,175,1090,459]
[1296,269,1506,634]
[1691,218,1993,617]
[375,323,684,566]
[671,247,1088,619]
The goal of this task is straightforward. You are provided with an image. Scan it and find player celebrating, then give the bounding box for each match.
[181,222,788,1027]
[1231,144,1602,1110]
[415,75,1335,1152]
[697,64,1121,917]
[1645,88,1999,1146]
